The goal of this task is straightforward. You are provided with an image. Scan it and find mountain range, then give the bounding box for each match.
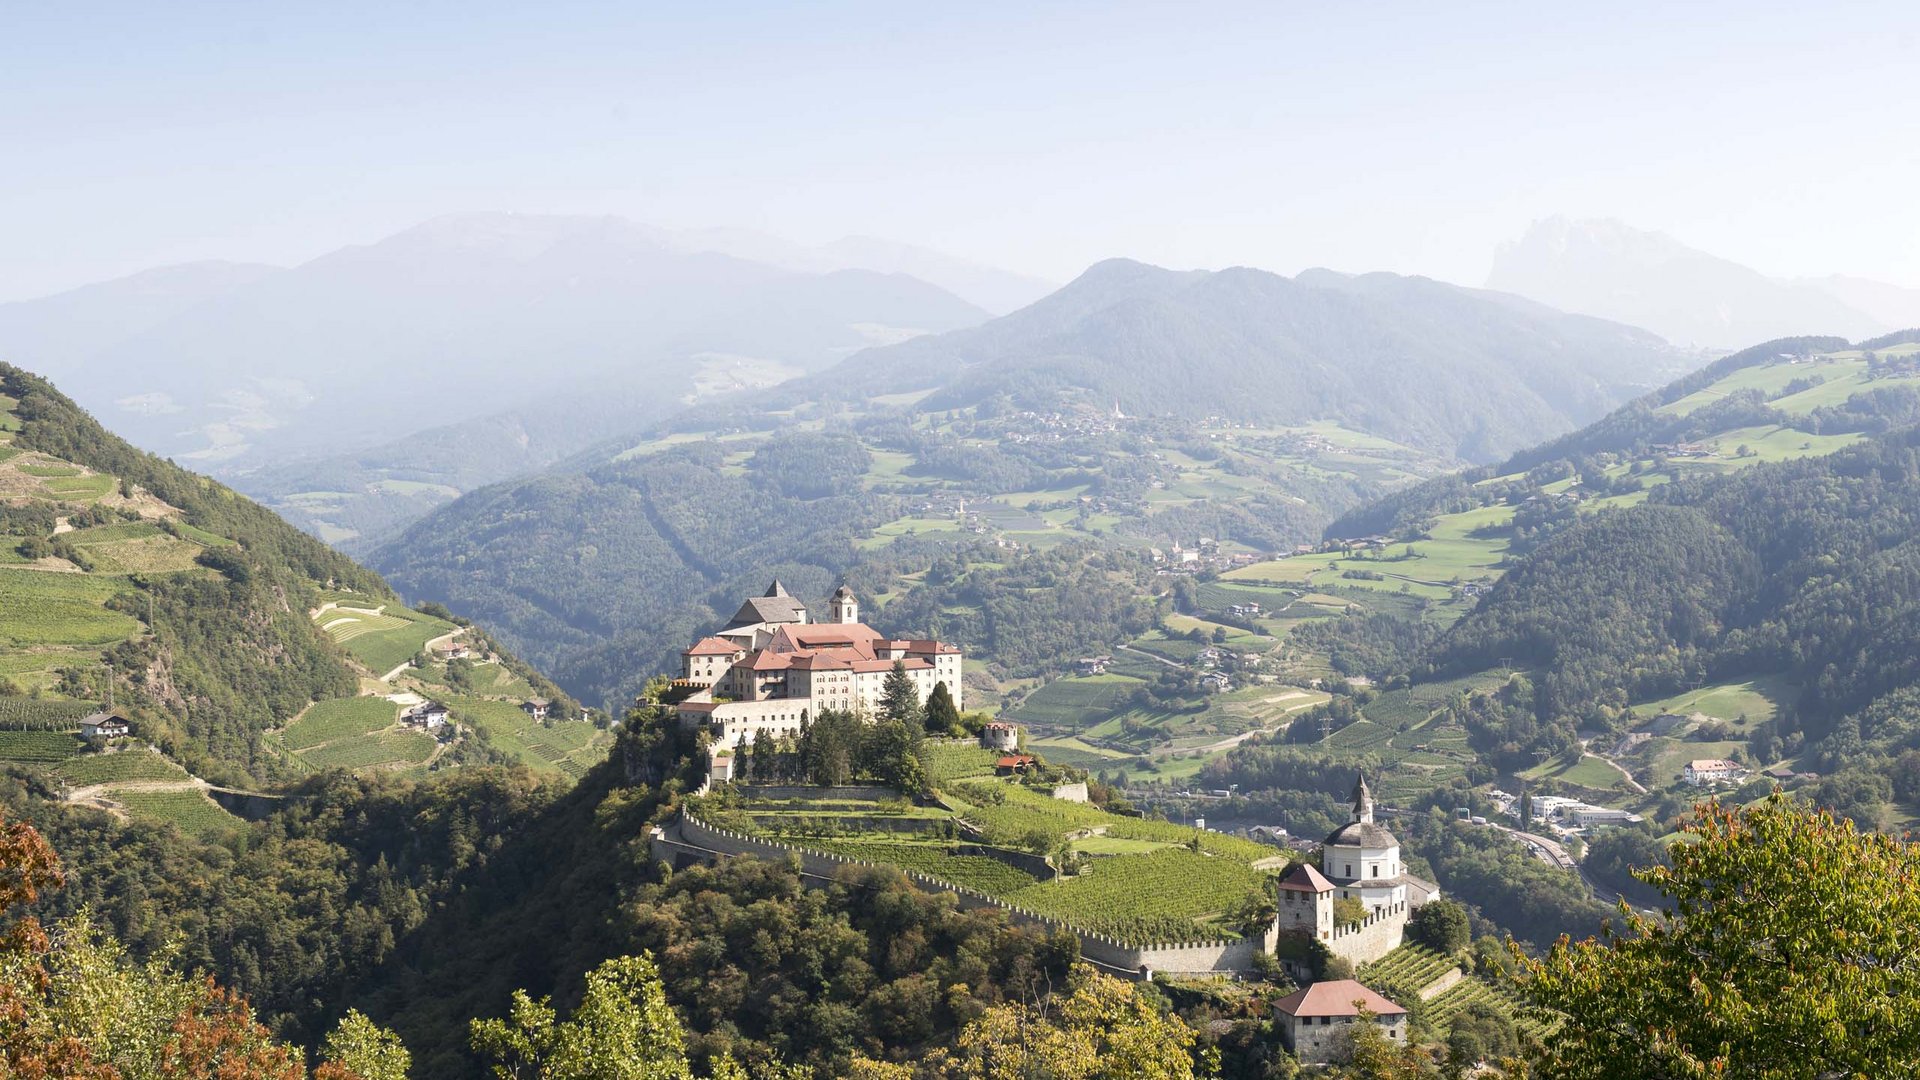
[1489,217,1920,349]
[0,214,1041,547]
[367,260,1691,706]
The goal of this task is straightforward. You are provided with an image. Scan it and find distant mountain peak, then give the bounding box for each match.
[1489,216,1891,348]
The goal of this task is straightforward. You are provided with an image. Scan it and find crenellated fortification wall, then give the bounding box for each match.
[655,810,1276,978]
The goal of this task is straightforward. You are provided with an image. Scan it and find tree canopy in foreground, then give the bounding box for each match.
[1520,794,1920,1079]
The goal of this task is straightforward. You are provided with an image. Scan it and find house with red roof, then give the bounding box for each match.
[1274,979,1407,1063]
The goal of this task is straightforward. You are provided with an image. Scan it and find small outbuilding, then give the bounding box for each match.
[1274,979,1408,1063]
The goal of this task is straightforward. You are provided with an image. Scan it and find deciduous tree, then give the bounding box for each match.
[1519,794,1920,1078]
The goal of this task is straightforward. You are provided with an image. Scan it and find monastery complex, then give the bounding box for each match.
[674,582,964,745]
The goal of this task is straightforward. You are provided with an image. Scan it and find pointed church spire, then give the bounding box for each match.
[1351,772,1375,824]
[765,579,790,598]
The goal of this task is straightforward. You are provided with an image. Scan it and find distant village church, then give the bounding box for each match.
[1275,774,1441,967]
[673,581,964,749]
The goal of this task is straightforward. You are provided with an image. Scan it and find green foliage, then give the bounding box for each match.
[324,1009,414,1080]
[470,953,691,1080]
[1406,898,1470,953]
[1523,795,1920,1078]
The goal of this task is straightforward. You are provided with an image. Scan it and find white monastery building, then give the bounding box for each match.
[675,582,964,746]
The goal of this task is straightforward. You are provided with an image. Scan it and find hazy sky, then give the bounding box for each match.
[4,0,1919,301]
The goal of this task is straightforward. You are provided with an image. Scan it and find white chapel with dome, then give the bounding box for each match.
[1276,773,1442,966]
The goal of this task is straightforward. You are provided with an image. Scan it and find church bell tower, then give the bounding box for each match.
[829,585,859,625]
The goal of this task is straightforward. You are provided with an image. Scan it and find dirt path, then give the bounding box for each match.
[1186,697,1324,755]
[1593,754,1648,794]
[65,777,210,817]
[1117,644,1183,669]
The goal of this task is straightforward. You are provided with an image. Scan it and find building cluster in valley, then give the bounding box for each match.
[673,583,963,769]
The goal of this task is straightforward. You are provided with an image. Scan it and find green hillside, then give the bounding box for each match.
[0,363,602,789]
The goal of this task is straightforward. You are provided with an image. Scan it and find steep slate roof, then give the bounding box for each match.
[1324,820,1399,848]
[726,587,810,629]
[1276,862,1335,893]
[1274,980,1406,1018]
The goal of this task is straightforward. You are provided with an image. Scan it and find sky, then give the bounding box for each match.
[3,0,1919,301]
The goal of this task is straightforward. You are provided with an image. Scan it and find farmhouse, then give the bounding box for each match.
[1274,980,1408,1064]
[433,640,474,661]
[521,698,550,721]
[995,754,1036,776]
[79,712,131,739]
[404,701,450,730]
[1684,758,1746,785]
[675,583,964,747]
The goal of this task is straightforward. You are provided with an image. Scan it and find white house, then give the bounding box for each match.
[1684,758,1746,785]
[80,712,131,739]
[404,701,450,730]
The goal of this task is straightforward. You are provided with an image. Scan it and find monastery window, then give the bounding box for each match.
[1372,865,1379,877]
[1344,864,1352,878]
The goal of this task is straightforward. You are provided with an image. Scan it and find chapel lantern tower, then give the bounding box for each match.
[829,585,859,625]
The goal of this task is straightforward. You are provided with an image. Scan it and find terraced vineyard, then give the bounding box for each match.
[1004,847,1266,942]
[277,697,401,751]
[106,788,241,840]
[0,729,85,763]
[297,728,438,772]
[1360,942,1458,993]
[318,604,456,675]
[806,839,1041,893]
[448,696,611,779]
[0,697,100,729]
[50,749,191,786]
[1423,969,1550,1040]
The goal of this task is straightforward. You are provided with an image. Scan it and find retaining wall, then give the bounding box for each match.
[656,811,1268,978]
[1417,967,1465,1001]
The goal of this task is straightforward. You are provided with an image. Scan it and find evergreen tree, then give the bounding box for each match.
[881,660,926,730]
[925,681,961,735]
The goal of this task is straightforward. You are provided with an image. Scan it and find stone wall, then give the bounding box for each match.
[1326,901,1406,966]
[735,784,905,802]
[1416,967,1464,1001]
[656,811,1271,978]
[1050,782,1089,804]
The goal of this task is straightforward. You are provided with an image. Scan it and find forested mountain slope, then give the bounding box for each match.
[1289,330,1920,827]
[811,258,1688,462]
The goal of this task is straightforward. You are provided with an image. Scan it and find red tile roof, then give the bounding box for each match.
[996,754,1035,768]
[1274,980,1405,1018]
[684,637,740,656]
[1276,863,1335,893]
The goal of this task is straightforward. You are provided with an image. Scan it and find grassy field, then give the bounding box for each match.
[1633,676,1789,724]
[0,568,141,647]
[279,696,400,750]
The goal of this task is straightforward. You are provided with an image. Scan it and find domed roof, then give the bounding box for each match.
[1324,819,1398,848]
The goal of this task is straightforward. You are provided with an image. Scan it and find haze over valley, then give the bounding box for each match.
[6,5,1920,1077]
